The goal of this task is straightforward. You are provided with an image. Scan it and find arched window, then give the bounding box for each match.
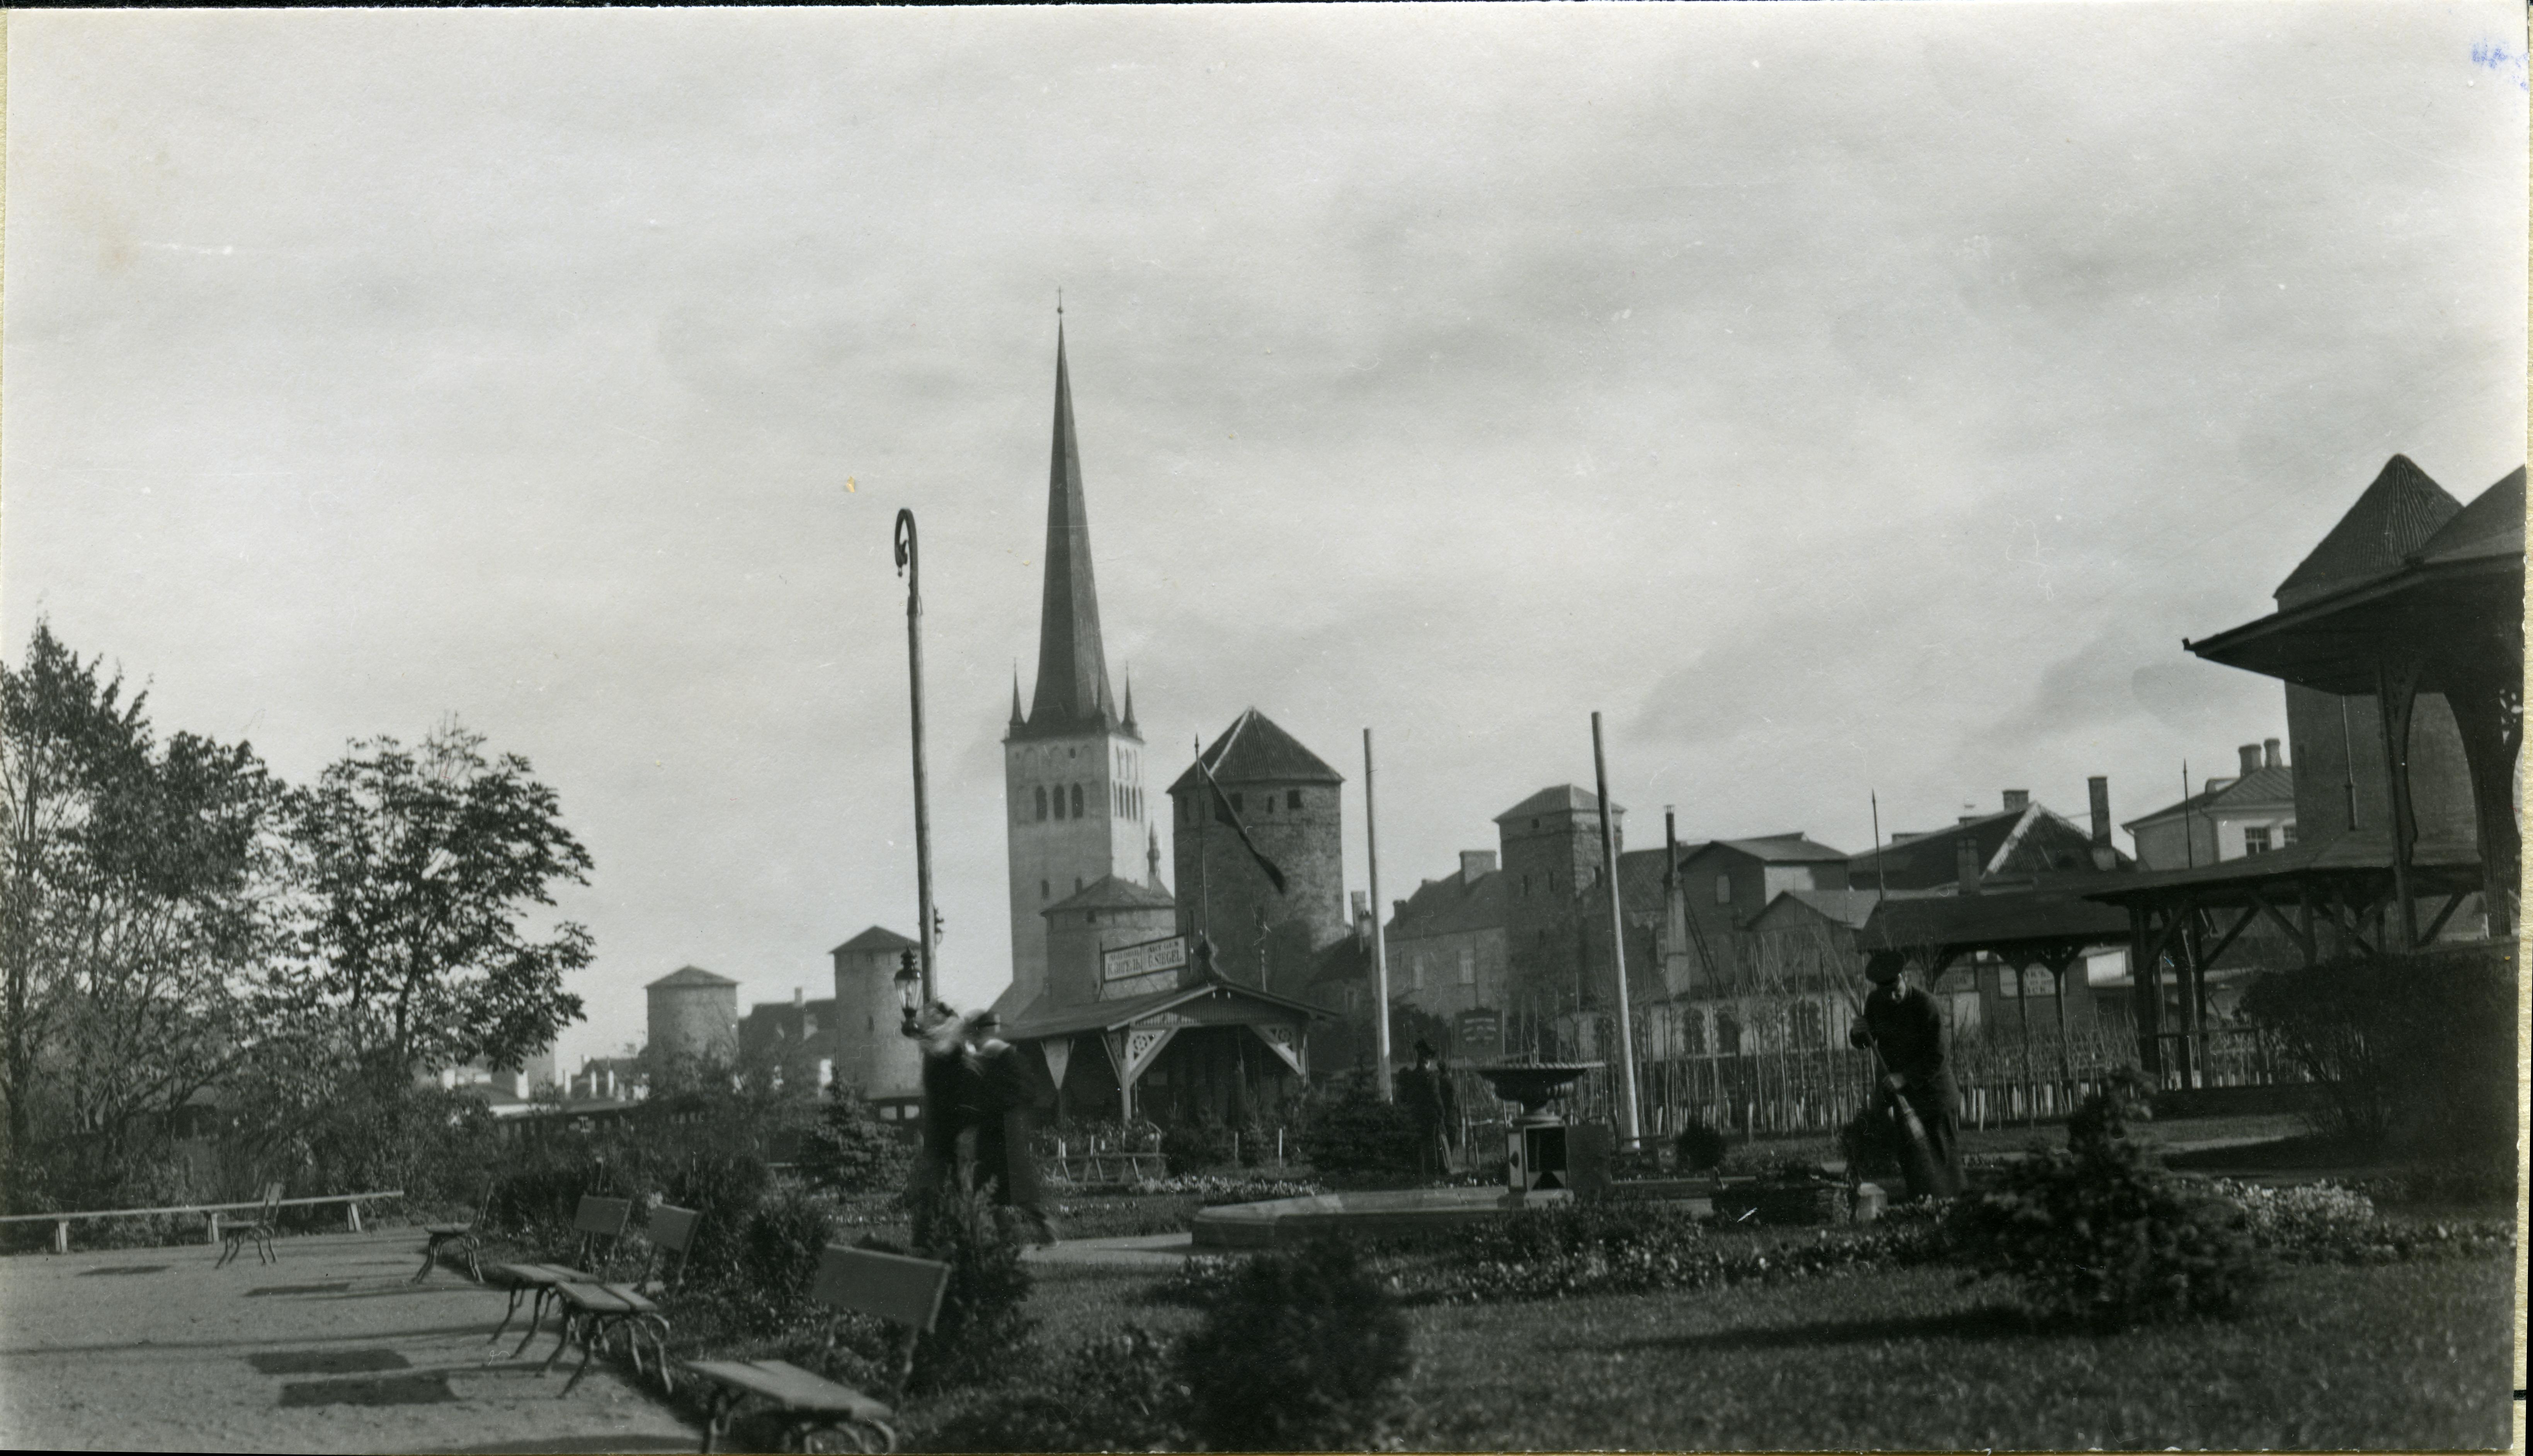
[1070,784,1084,817]
[1034,786,1048,821]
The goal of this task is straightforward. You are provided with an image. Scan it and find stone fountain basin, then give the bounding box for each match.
[1190,1186,1572,1249]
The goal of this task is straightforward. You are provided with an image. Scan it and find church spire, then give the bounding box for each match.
[1121,664,1138,734]
[1009,664,1025,727]
[1024,316,1119,735]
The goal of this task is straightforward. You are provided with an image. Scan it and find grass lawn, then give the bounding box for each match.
[1005,1249,2514,1452]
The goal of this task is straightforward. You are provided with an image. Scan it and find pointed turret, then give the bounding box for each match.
[1121,666,1138,734]
[1009,666,1026,728]
[1021,320,1121,737]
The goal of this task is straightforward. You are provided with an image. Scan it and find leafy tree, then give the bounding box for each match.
[0,623,284,1206]
[279,722,592,1095]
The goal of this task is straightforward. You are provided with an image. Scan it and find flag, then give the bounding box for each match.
[1196,749,1288,895]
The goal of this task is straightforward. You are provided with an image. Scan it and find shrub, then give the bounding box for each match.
[2237,945,2516,1157]
[1177,1235,1411,1451]
[1673,1118,1728,1173]
[912,1324,1188,1453]
[904,1176,1037,1393]
[1946,1086,2266,1328]
[1297,1070,1423,1182]
[796,1092,913,1198]
[1160,1111,1237,1175]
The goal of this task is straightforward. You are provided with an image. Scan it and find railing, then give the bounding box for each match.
[1043,1152,1170,1187]
[0,1190,405,1255]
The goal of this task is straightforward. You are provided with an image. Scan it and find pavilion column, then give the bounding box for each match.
[2440,669,2522,940]
[2126,907,2161,1082]
[2373,658,2424,950]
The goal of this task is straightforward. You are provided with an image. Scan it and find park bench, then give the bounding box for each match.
[682,1244,952,1454]
[0,1188,403,1255]
[544,1202,700,1396]
[414,1186,497,1284]
[212,1183,283,1269]
[1045,1150,1169,1186]
[480,1194,633,1362]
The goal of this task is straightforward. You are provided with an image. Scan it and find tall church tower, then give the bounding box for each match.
[998,321,1152,1019]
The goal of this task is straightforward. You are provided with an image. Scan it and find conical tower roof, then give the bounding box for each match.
[2274,455,2462,608]
[1018,320,1123,739]
[1168,708,1345,792]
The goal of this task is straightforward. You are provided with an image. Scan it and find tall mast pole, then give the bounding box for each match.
[894,510,937,1003]
[1364,729,1395,1100]
[1591,712,1643,1147]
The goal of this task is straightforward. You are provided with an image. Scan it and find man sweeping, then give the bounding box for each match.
[1847,952,1965,1200]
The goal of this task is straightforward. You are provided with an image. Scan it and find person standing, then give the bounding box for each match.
[1397,1039,1458,1181]
[968,1013,1057,1246]
[1846,953,1965,1199]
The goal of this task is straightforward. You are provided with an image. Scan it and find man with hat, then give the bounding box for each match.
[1846,952,1964,1199]
[968,1011,1056,1246]
[1397,1038,1459,1182]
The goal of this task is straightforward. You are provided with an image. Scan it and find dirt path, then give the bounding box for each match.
[0,1228,697,1453]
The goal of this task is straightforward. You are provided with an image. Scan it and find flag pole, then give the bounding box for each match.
[1591,711,1643,1148]
[1364,728,1395,1101]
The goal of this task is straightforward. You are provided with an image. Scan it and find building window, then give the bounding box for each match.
[2244,826,2271,855]
[1071,784,1084,817]
[1714,1011,1741,1057]
[1715,875,1732,905]
[1287,789,1303,810]
[2282,822,2298,846]
[1034,786,1048,821]
[1411,957,1424,990]
[1458,948,1476,986]
[1682,1011,1708,1057]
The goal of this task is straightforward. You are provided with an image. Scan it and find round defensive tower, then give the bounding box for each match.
[645,965,740,1065]
[830,926,925,1101]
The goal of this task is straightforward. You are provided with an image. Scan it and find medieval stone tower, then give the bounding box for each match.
[1495,785,1624,1024]
[1167,709,1346,999]
[998,321,1152,1020]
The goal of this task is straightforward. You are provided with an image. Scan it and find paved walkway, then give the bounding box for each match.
[0,1229,697,1453]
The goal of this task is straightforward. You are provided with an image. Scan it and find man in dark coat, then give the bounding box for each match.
[902,1000,982,1213]
[1397,1039,1459,1181]
[1847,953,1965,1199]
[967,1013,1057,1245]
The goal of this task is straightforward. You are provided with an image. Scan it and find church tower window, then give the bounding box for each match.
[1071,784,1085,817]
[1287,789,1303,810]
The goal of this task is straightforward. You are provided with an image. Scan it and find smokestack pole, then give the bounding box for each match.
[1590,712,1643,1148]
[1364,728,1394,1101]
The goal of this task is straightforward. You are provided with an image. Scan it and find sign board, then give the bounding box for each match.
[1103,935,1187,982]
[1455,1009,1502,1059]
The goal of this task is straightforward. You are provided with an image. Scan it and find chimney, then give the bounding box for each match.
[2002,789,2030,813]
[2263,738,2281,770]
[1460,850,1498,884]
[2238,743,2262,778]
[1956,834,1984,895]
[1350,890,1370,937]
[2087,775,2117,870]
[793,985,804,1007]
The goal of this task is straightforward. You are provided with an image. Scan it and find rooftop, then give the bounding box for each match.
[647,965,738,990]
[1045,873,1179,916]
[1167,708,1344,792]
[831,925,918,955]
[1494,783,1620,824]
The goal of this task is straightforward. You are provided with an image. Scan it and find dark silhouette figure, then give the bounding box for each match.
[1848,954,1964,1199]
[1397,1038,1459,1181]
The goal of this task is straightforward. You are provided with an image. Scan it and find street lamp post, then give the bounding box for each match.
[894,509,938,1004]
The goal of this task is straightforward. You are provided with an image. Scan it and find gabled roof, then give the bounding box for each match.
[1494,784,1619,824]
[831,926,918,956]
[1386,867,1510,940]
[1016,321,1126,742]
[2274,455,2462,608]
[2412,466,2525,569]
[1754,888,1884,931]
[648,965,738,989]
[998,979,1327,1042]
[2124,764,2295,830]
[1846,805,2126,890]
[1691,833,1849,865]
[1045,873,1178,916]
[1167,708,1344,792]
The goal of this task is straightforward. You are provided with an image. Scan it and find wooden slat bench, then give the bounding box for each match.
[212,1183,283,1268]
[544,1202,700,1395]
[682,1244,951,1454]
[415,1186,496,1285]
[480,1195,633,1363]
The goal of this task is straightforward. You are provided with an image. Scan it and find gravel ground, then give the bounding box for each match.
[0,1228,698,1453]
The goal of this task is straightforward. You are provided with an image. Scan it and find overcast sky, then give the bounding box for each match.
[5,3,2523,1068]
